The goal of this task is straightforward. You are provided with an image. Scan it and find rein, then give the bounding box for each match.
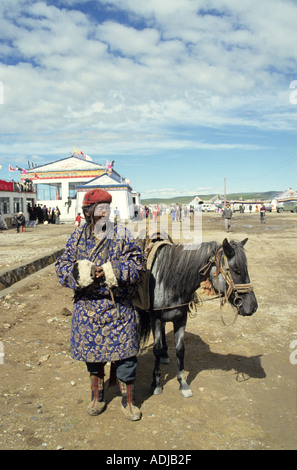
[199,245,254,310]
[211,248,254,309]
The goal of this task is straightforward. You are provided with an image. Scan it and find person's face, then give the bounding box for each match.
[93,203,110,234]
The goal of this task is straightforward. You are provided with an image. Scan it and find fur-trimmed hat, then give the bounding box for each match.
[82,189,112,207]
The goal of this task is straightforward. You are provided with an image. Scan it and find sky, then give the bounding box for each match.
[0,0,297,199]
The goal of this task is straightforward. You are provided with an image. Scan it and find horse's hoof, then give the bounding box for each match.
[178,379,193,398]
[153,386,163,395]
[180,388,193,398]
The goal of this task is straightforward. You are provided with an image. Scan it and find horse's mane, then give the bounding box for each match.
[153,241,218,301]
[153,239,249,302]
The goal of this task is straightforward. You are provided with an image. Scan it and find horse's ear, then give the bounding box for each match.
[222,238,235,258]
[241,238,248,247]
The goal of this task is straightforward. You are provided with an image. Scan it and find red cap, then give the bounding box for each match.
[82,189,112,207]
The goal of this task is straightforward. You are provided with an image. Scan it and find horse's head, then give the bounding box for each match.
[210,238,258,316]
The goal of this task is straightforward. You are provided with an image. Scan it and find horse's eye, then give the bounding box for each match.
[234,269,241,275]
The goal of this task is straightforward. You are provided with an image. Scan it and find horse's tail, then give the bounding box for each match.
[135,310,152,346]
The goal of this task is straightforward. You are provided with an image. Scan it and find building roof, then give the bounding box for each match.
[76,172,132,190]
[276,188,297,200]
[27,155,105,173]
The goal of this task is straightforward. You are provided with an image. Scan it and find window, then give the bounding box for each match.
[36,183,61,201]
[69,183,77,199]
[13,197,23,213]
[0,197,10,214]
[68,181,85,199]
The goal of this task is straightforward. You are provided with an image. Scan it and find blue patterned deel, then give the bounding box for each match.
[55,223,146,363]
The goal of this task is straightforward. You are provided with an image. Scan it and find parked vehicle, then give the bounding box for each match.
[276,201,297,213]
[201,204,212,212]
[265,203,272,212]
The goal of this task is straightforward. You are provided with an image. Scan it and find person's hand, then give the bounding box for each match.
[95,266,105,282]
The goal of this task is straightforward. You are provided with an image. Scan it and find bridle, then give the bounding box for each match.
[200,245,254,311]
[151,244,254,317]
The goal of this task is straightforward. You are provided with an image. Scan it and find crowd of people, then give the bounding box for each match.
[27,204,61,224]
[12,179,35,192]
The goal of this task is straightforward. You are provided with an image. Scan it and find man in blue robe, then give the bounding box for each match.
[55,188,146,421]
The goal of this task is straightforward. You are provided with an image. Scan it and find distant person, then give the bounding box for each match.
[114,207,120,224]
[171,206,176,222]
[152,205,159,223]
[51,207,57,224]
[75,213,84,227]
[16,212,26,233]
[222,203,233,233]
[55,207,61,224]
[249,204,252,213]
[260,203,266,224]
[189,205,194,229]
[42,205,48,223]
[176,204,181,222]
[36,205,44,224]
[48,207,53,224]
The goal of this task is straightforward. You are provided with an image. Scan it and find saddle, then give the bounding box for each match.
[133,228,173,311]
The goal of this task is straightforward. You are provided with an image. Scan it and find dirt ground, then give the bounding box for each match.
[0,212,297,451]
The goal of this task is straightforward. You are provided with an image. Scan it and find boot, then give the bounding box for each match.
[87,374,106,416]
[119,380,142,421]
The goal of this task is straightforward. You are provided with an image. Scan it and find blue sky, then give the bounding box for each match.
[0,0,297,198]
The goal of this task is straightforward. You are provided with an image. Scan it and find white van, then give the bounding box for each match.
[201,204,212,212]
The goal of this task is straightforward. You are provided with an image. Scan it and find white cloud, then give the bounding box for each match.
[0,0,296,172]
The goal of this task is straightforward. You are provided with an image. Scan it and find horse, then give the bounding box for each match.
[136,237,258,397]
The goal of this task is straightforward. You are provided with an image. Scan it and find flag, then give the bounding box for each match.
[34,173,40,179]
[106,160,112,175]
[74,146,80,154]
[9,164,16,172]
[22,169,28,176]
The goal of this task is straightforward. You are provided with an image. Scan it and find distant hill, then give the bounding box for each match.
[141,191,281,206]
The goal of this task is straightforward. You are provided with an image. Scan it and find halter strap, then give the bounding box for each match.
[200,244,254,311]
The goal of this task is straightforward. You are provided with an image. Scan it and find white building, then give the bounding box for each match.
[76,172,140,220]
[0,179,36,227]
[272,188,297,206]
[21,154,141,221]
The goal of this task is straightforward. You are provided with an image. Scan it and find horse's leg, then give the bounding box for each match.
[174,314,193,398]
[151,316,164,395]
[160,322,169,364]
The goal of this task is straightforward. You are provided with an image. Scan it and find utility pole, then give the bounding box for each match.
[224,177,226,207]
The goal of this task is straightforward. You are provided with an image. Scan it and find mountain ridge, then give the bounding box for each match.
[141,191,280,206]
